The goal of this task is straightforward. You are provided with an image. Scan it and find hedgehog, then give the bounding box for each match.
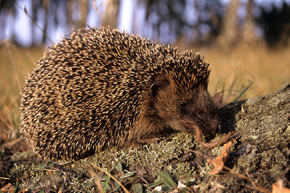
[20,27,232,160]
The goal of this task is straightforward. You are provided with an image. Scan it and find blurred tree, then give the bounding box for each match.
[78,0,89,28]
[256,1,290,47]
[144,0,226,45]
[67,0,89,29]
[102,0,120,28]
[0,0,17,43]
[0,0,90,46]
[217,0,240,47]
[0,0,289,47]
[241,0,259,46]
[40,0,49,45]
[30,0,48,46]
[145,0,188,42]
[192,0,224,45]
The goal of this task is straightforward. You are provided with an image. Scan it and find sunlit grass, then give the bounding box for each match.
[203,46,290,102]
[0,42,44,141]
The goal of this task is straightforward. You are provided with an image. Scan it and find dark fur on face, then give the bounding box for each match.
[148,75,220,139]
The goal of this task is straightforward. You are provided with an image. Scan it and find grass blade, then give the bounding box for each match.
[158,171,177,188]
[233,82,253,102]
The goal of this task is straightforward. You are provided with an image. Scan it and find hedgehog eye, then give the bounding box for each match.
[179,101,188,108]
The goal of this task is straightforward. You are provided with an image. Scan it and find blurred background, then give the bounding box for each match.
[0,0,289,141]
[1,0,290,47]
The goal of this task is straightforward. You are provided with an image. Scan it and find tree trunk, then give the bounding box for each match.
[67,0,74,30]
[67,0,88,29]
[241,0,259,46]
[101,0,120,28]
[217,0,240,47]
[41,0,49,46]
[31,0,38,46]
[78,0,88,28]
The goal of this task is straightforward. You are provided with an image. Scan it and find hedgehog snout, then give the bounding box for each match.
[181,113,220,138]
[196,109,221,137]
[181,98,221,138]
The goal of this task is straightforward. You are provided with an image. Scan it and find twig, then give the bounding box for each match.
[91,0,103,20]
[56,168,67,193]
[0,177,10,180]
[90,162,130,193]
[88,169,104,192]
[15,2,53,44]
[223,166,271,193]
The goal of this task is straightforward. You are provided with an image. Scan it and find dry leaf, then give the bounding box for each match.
[1,183,15,193]
[208,141,233,175]
[19,188,29,193]
[177,180,186,190]
[272,180,290,193]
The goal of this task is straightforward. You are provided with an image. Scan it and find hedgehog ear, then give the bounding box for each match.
[150,79,170,98]
[150,82,160,98]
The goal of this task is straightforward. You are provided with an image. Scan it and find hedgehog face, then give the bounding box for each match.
[151,79,220,137]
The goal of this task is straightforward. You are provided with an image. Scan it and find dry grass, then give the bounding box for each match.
[0,42,289,143]
[202,45,290,101]
[0,42,44,142]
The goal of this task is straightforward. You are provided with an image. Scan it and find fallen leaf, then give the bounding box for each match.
[153,186,162,192]
[177,180,186,190]
[19,188,29,193]
[272,180,290,193]
[1,183,15,193]
[208,140,233,175]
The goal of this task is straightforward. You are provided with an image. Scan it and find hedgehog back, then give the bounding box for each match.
[21,28,172,159]
[20,27,210,160]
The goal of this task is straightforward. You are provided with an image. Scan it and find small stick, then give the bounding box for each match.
[90,162,130,193]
